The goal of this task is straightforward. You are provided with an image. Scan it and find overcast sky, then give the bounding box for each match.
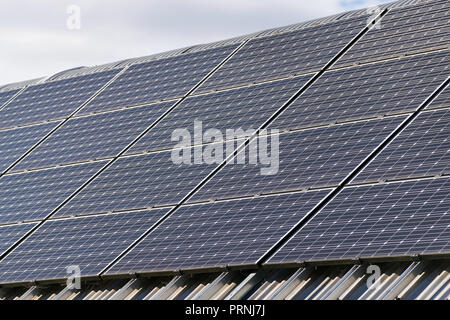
[0,0,393,86]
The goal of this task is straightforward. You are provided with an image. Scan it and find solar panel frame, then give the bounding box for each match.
[54,145,229,218]
[0,89,20,110]
[10,101,177,172]
[195,15,371,94]
[0,70,120,130]
[0,208,171,284]
[0,121,61,174]
[268,50,449,132]
[0,222,37,257]
[266,177,450,264]
[125,74,313,155]
[105,189,332,275]
[188,115,408,203]
[77,45,239,115]
[334,0,450,68]
[0,160,108,225]
[352,108,450,183]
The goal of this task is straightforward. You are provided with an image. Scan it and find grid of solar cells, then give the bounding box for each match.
[195,15,369,94]
[106,189,331,274]
[0,70,119,130]
[353,108,450,183]
[0,89,19,109]
[54,147,225,218]
[335,0,450,67]
[126,75,311,155]
[0,161,107,225]
[78,45,238,115]
[267,177,450,263]
[0,223,37,256]
[425,84,449,110]
[269,50,449,131]
[189,116,407,203]
[0,208,171,284]
[11,101,176,172]
[0,121,60,174]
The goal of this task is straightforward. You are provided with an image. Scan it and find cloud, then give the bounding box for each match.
[0,0,392,86]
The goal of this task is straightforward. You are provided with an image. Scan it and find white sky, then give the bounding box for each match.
[0,0,393,86]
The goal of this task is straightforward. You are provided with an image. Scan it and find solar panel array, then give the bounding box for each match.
[0,0,448,285]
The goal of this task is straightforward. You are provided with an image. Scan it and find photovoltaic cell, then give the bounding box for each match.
[0,223,37,257]
[269,50,449,131]
[0,89,19,108]
[0,121,60,174]
[106,189,331,274]
[335,0,450,67]
[11,101,176,172]
[353,108,450,183]
[0,208,170,284]
[78,45,238,115]
[189,116,407,203]
[126,75,311,155]
[195,15,370,94]
[54,147,224,218]
[0,70,119,130]
[0,161,107,225]
[267,177,450,263]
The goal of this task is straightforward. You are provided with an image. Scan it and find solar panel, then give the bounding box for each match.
[269,50,449,131]
[195,15,370,94]
[125,75,311,155]
[0,70,119,130]
[189,115,407,203]
[266,177,450,263]
[77,45,238,115]
[425,84,449,110]
[0,223,37,256]
[54,147,225,218]
[334,0,450,67]
[0,89,19,109]
[0,208,171,284]
[0,121,60,174]
[106,189,331,275]
[353,108,450,183]
[11,101,176,172]
[0,161,107,225]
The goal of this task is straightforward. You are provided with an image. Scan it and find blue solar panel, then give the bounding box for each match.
[77,45,238,115]
[267,177,450,263]
[11,101,176,172]
[269,50,449,131]
[0,70,119,130]
[106,189,331,274]
[0,89,19,109]
[335,0,450,67]
[0,121,60,174]
[189,116,407,203]
[353,108,450,183]
[0,161,107,225]
[195,15,370,94]
[54,147,225,218]
[0,208,170,284]
[126,75,311,155]
[0,223,37,256]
